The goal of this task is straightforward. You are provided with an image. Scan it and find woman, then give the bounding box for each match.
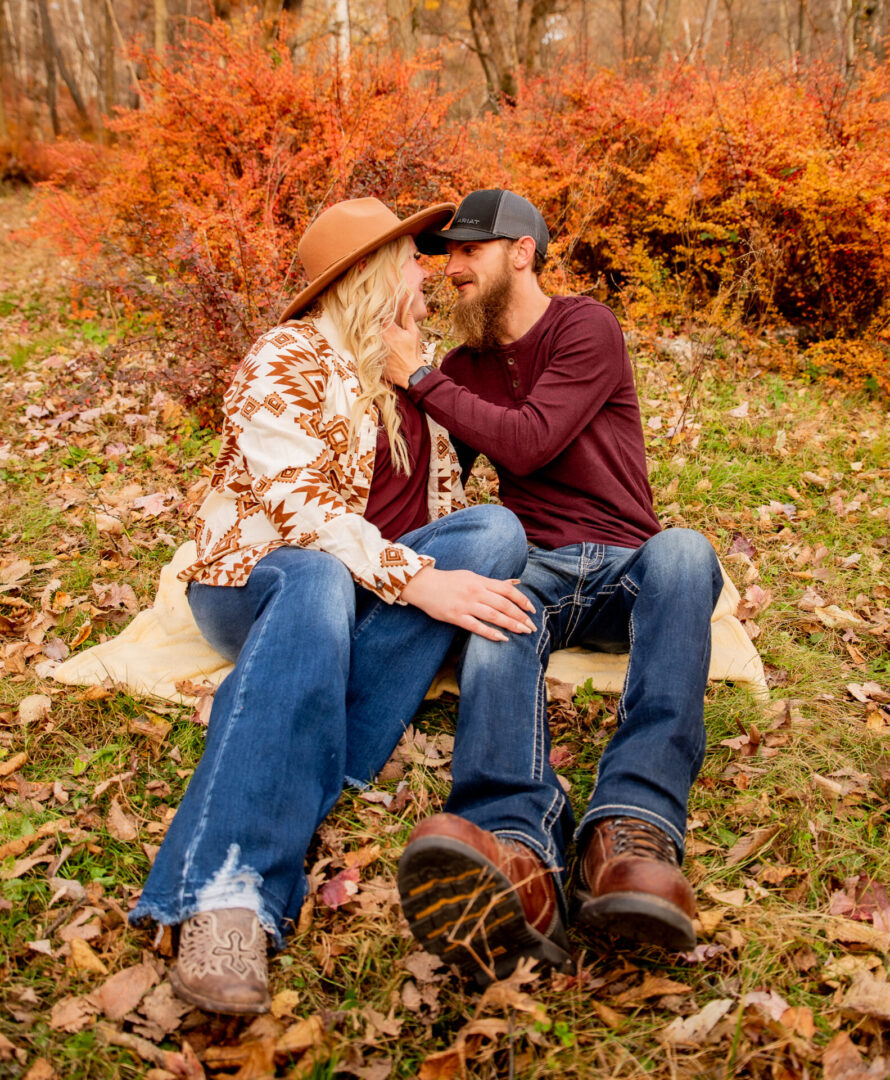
[130,198,535,1015]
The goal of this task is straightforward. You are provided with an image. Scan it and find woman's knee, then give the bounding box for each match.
[253,548,356,633]
[645,529,722,595]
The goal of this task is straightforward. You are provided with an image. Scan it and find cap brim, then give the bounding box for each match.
[415,224,505,255]
[278,202,457,324]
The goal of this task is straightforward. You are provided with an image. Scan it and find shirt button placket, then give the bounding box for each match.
[506,356,518,391]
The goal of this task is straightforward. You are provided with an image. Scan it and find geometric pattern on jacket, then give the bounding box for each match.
[179,311,466,604]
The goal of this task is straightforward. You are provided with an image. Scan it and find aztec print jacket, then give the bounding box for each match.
[179,311,466,603]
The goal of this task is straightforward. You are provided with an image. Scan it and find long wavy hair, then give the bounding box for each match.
[317,236,415,475]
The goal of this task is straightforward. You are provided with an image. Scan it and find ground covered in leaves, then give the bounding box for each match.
[1,186,890,1079]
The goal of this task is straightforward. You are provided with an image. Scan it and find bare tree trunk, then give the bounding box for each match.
[0,16,8,141]
[154,0,168,55]
[36,0,59,135]
[98,0,114,143]
[385,0,417,57]
[37,0,91,129]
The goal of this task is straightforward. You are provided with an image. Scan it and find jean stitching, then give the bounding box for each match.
[616,608,634,727]
[178,564,286,911]
[532,615,554,782]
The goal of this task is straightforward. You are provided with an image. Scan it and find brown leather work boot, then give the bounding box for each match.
[169,908,271,1015]
[398,812,572,985]
[575,817,696,951]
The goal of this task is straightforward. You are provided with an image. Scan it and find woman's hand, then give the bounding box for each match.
[382,298,423,389]
[400,566,537,642]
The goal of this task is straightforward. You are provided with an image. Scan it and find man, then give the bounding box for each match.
[386,190,724,985]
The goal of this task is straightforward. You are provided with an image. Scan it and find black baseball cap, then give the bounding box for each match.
[417,189,549,257]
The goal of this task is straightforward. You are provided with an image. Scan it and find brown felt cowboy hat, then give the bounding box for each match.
[278,197,456,323]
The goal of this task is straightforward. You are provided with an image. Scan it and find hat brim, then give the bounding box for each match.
[278,202,457,324]
[415,224,506,256]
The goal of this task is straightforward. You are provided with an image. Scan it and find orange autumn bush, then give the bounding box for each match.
[33,17,467,423]
[32,17,890,411]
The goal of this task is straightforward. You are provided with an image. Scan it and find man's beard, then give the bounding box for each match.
[452,260,513,350]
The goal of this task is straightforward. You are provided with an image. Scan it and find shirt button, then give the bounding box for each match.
[512,379,519,388]
[506,357,515,365]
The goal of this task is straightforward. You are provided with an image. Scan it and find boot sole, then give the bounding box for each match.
[169,964,271,1016]
[398,835,573,986]
[575,888,696,951]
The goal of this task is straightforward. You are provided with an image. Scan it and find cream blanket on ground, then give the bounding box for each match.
[52,542,769,704]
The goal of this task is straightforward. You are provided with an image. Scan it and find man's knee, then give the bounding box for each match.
[644,529,723,601]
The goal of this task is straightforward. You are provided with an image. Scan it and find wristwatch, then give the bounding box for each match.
[408,364,435,388]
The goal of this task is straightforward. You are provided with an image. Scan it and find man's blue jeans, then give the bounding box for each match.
[130,505,528,947]
[445,528,724,883]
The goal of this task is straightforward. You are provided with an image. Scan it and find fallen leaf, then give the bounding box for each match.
[823,1031,888,1080]
[88,962,160,1019]
[106,797,139,842]
[614,974,692,1006]
[815,605,868,631]
[49,995,97,1033]
[23,1057,56,1080]
[319,866,359,909]
[725,825,781,867]
[269,988,301,1019]
[0,750,27,777]
[660,998,734,1045]
[738,585,772,620]
[841,972,890,1020]
[68,938,108,976]
[17,695,52,724]
[703,886,746,907]
[742,988,790,1021]
[276,1013,326,1053]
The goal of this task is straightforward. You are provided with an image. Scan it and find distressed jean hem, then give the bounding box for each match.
[129,889,289,950]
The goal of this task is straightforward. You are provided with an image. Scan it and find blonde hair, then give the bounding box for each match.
[318,236,415,474]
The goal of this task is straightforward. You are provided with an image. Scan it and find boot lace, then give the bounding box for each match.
[601,817,678,866]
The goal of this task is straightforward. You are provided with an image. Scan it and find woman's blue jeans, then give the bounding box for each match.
[444,528,724,881]
[130,505,527,947]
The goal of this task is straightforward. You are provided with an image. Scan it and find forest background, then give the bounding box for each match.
[1,1,890,1079]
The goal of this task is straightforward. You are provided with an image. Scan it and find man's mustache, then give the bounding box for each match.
[451,275,476,287]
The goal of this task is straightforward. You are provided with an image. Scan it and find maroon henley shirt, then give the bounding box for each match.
[364,387,431,541]
[408,296,660,550]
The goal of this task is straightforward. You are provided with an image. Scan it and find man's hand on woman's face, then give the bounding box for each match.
[382,300,423,388]
[399,566,537,642]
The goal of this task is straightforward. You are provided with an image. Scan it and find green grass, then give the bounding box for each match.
[1,201,889,1077]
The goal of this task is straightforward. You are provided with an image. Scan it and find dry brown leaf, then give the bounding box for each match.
[823,1032,888,1080]
[269,989,302,1019]
[703,885,746,907]
[0,1034,17,1062]
[134,982,193,1036]
[106,797,139,842]
[659,998,734,1045]
[23,1058,57,1080]
[276,1014,326,1054]
[826,917,890,951]
[88,962,160,1019]
[18,695,52,723]
[614,974,692,1006]
[725,825,782,867]
[68,937,108,976]
[418,1017,510,1080]
[815,605,868,631]
[781,1005,815,1039]
[49,995,97,1033]
[591,1000,625,1028]
[0,819,67,861]
[343,843,382,870]
[0,750,27,777]
[841,972,890,1020]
